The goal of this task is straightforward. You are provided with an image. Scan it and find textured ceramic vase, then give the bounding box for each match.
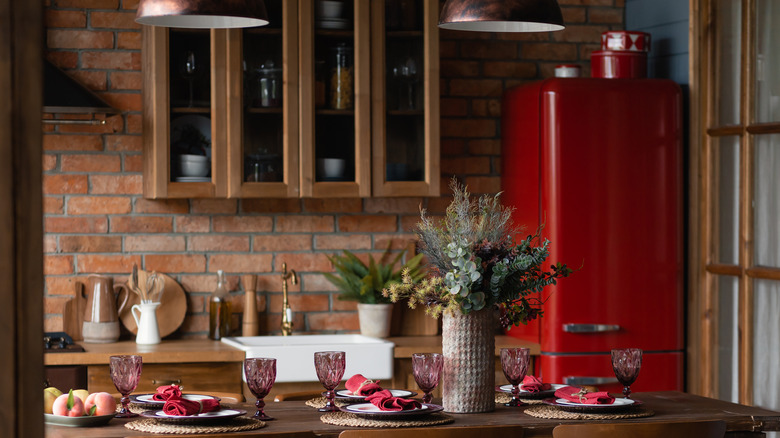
[441,307,495,413]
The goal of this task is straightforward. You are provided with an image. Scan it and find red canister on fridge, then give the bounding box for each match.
[591,30,651,78]
[591,50,648,79]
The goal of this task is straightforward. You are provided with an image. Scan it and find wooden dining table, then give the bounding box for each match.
[45,392,780,438]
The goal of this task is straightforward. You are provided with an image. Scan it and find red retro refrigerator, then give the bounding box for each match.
[501,78,684,392]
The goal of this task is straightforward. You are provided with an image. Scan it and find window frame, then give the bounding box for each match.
[692,0,780,404]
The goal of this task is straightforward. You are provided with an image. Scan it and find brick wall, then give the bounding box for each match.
[42,0,625,338]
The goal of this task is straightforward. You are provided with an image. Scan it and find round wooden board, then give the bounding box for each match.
[118,272,187,337]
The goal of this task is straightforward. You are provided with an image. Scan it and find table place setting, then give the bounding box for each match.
[307,350,454,428]
[113,355,267,434]
[522,348,654,420]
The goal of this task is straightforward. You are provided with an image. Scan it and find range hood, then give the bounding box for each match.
[43,60,118,114]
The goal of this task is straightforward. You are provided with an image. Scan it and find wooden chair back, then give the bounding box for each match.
[552,420,726,438]
[339,425,523,438]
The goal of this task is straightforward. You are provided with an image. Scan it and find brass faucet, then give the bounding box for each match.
[281,262,298,336]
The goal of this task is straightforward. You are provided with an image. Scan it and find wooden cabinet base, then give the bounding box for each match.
[88,362,243,394]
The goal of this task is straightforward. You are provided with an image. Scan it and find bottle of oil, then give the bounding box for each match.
[208,270,232,340]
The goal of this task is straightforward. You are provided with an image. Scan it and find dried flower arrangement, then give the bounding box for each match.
[384,180,572,327]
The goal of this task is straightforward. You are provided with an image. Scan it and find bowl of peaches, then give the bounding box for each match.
[44,387,117,427]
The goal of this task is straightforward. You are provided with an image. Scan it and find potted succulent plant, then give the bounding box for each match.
[324,248,424,338]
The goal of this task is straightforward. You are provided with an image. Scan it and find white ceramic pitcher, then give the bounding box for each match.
[131,302,161,345]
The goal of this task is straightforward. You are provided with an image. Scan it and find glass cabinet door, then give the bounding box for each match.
[371,0,439,197]
[227,0,299,198]
[143,27,226,198]
[299,0,371,197]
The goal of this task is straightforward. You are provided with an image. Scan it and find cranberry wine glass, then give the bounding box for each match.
[109,355,142,418]
[412,353,442,404]
[314,351,346,412]
[244,357,277,420]
[611,348,642,398]
[500,348,530,407]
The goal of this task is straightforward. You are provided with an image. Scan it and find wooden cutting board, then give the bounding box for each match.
[62,281,87,341]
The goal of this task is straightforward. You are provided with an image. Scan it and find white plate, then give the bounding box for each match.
[175,176,211,182]
[140,408,246,424]
[171,115,211,157]
[341,403,442,419]
[497,383,566,397]
[44,413,115,427]
[133,393,220,405]
[317,18,351,29]
[335,389,416,400]
[555,397,634,407]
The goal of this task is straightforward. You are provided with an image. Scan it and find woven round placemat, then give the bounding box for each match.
[125,417,265,434]
[523,404,655,420]
[305,397,349,409]
[320,411,454,428]
[494,392,545,405]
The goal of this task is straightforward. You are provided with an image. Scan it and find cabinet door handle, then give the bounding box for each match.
[152,378,181,386]
[563,323,621,333]
[564,376,619,386]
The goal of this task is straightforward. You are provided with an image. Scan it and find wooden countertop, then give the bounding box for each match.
[44,339,245,366]
[388,335,540,357]
[44,335,540,366]
[45,392,780,437]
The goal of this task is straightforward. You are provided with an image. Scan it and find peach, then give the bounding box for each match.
[84,392,117,416]
[52,390,85,417]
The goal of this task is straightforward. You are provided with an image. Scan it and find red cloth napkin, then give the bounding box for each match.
[365,390,422,411]
[153,384,221,416]
[152,385,182,402]
[554,386,615,405]
[345,374,383,396]
[520,375,552,393]
[162,398,220,416]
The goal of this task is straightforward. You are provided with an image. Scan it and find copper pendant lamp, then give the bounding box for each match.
[439,0,564,32]
[136,0,269,28]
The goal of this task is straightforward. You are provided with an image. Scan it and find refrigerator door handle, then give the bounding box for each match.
[562,323,621,333]
[564,376,620,386]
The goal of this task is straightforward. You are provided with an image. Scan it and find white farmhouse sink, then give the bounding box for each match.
[221,335,395,383]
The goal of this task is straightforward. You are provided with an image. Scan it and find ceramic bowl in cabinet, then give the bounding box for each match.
[177,154,209,177]
[316,0,343,19]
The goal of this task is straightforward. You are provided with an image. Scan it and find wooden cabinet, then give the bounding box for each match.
[371,0,440,197]
[43,340,245,394]
[88,362,242,394]
[142,0,438,199]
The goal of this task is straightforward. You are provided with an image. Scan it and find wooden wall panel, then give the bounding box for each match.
[0,0,44,436]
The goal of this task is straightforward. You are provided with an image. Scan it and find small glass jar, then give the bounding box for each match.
[255,60,282,107]
[330,44,354,110]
